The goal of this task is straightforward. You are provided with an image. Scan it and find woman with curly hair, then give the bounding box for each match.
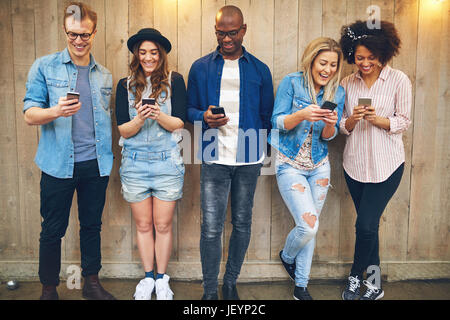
[115,28,186,300]
[338,20,412,300]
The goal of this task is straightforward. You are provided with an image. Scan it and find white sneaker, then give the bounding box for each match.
[133,278,155,300]
[155,274,174,300]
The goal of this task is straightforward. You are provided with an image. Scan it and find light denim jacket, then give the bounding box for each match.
[23,48,113,178]
[268,72,345,164]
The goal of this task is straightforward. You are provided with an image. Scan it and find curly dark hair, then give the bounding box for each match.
[339,20,401,65]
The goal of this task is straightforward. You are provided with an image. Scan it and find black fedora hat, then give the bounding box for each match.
[127,28,172,53]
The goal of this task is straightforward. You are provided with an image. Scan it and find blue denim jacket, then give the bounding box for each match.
[186,46,274,163]
[268,72,345,164]
[23,48,113,178]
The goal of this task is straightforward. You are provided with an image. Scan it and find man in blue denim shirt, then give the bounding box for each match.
[23,2,114,300]
[187,5,273,300]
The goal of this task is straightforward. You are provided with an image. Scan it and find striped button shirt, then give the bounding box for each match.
[339,65,412,183]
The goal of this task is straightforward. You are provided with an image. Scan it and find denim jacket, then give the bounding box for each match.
[186,46,274,163]
[268,72,345,164]
[23,48,113,178]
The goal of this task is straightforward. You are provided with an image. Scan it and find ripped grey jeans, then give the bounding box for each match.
[276,161,330,287]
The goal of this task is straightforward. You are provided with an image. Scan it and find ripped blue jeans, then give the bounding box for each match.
[276,161,330,287]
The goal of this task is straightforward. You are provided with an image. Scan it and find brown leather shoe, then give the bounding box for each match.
[82,274,116,300]
[40,285,59,300]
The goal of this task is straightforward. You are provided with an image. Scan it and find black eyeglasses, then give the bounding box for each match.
[215,25,244,39]
[66,31,94,41]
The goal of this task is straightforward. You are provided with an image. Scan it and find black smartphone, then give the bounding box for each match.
[142,98,156,107]
[66,92,80,105]
[358,97,372,106]
[321,100,337,111]
[211,106,226,117]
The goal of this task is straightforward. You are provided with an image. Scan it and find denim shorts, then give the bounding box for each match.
[119,149,185,203]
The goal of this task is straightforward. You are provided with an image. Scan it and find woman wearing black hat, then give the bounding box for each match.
[115,28,187,300]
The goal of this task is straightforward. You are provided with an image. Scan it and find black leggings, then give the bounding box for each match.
[344,163,404,278]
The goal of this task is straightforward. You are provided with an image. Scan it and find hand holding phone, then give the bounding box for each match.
[58,92,81,117]
[204,105,229,128]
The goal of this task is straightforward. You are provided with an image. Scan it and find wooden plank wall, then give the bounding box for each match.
[0,0,449,281]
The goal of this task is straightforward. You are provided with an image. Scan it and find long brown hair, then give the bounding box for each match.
[128,41,170,105]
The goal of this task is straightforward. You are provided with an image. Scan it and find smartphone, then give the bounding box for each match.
[66,91,80,105]
[211,106,226,118]
[142,98,156,107]
[358,97,372,106]
[321,100,337,111]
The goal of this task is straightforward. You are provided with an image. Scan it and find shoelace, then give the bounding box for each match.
[348,276,360,292]
[362,280,379,298]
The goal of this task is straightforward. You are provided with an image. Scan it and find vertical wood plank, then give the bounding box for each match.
[318,0,347,261]
[12,0,41,260]
[433,0,450,260]
[103,0,132,262]
[153,0,178,71]
[245,0,274,262]
[408,0,448,260]
[128,0,154,36]
[298,0,323,70]
[269,0,299,261]
[379,0,418,262]
[274,0,298,88]
[0,0,20,260]
[34,0,59,58]
[371,0,394,23]
[176,0,202,262]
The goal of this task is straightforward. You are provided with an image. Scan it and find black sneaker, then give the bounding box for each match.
[293,286,313,300]
[342,275,361,300]
[360,280,384,300]
[279,250,295,281]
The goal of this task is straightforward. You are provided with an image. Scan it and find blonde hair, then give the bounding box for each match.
[300,37,343,105]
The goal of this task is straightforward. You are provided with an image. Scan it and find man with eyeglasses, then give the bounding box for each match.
[187,5,274,300]
[23,2,115,300]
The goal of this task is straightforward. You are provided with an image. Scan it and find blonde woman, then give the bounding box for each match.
[268,37,345,300]
[115,28,186,300]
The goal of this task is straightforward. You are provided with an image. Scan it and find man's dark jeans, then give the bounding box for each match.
[39,159,109,286]
[200,162,262,294]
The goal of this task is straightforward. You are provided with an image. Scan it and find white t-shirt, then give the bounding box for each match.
[209,58,264,166]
